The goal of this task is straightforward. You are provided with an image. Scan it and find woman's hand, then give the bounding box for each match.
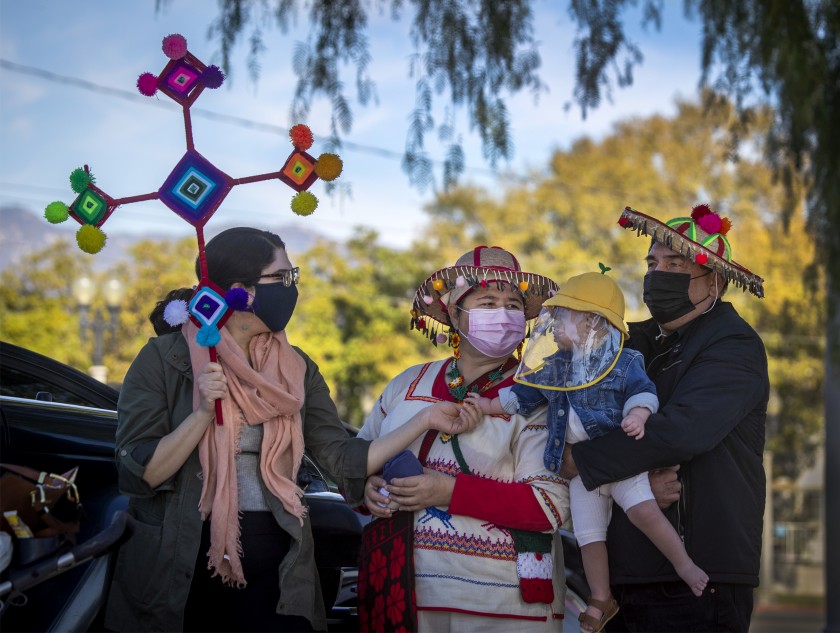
[425,400,483,435]
[386,468,456,512]
[649,465,681,509]
[196,362,227,416]
[364,475,396,518]
[455,399,483,434]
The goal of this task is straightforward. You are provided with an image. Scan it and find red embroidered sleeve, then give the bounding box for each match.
[448,473,552,531]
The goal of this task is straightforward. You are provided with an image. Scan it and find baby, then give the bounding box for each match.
[467,271,707,633]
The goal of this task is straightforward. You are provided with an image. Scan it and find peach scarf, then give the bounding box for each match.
[182,322,307,587]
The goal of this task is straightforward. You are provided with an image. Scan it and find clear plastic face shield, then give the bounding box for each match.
[514,306,623,391]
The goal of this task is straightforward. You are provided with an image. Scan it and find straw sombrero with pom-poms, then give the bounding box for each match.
[409,245,560,345]
[618,204,764,298]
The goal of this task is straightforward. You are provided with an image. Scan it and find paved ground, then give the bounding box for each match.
[750,605,826,633]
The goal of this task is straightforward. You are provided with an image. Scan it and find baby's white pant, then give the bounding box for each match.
[569,470,654,547]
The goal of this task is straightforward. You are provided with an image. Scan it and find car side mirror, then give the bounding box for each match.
[35,392,54,402]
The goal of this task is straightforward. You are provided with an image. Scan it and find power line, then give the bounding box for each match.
[0,58,499,175]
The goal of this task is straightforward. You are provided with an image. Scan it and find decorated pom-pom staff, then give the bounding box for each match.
[43,33,344,426]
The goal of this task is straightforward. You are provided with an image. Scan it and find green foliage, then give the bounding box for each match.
[107,237,199,380]
[288,229,439,426]
[567,0,660,115]
[193,0,543,191]
[0,241,91,367]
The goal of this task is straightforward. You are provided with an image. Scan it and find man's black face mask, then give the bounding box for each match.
[643,270,710,324]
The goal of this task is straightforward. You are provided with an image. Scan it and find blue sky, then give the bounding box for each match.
[0,0,703,249]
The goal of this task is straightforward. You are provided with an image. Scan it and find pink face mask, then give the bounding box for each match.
[459,307,527,359]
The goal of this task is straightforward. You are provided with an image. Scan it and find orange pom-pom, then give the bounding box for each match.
[314,153,343,181]
[719,217,732,235]
[289,124,313,150]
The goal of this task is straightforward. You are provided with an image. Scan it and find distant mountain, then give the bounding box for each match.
[0,205,332,271]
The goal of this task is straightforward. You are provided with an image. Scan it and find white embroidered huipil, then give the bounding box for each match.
[359,359,571,624]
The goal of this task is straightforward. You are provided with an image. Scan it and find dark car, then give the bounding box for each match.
[0,341,364,631]
[0,341,588,632]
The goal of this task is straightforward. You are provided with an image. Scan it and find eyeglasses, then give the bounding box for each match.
[259,267,300,287]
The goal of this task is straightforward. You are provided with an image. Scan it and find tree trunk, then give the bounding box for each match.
[824,278,839,631]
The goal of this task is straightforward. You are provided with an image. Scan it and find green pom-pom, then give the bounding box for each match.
[76,224,107,254]
[291,191,318,216]
[69,167,95,194]
[44,201,70,224]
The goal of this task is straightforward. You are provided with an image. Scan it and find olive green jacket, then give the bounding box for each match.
[104,333,369,632]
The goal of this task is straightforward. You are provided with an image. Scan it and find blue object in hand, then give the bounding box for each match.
[383,449,424,483]
[377,450,424,508]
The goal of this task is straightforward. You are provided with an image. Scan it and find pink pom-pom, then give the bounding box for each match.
[455,276,466,288]
[201,65,225,89]
[691,203,713,221]
[137,72,158,97]
[162,34,188,59]
[697,213,722,235]
[436,333,448,344]
[423,295,433,305]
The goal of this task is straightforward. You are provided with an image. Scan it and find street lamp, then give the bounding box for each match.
[72,275,123,383]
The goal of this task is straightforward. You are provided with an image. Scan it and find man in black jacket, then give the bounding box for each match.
[567,205,769,632]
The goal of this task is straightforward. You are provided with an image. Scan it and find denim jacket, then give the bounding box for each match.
[508,348,658,473]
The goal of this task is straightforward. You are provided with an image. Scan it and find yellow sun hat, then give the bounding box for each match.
[543,271,628,340]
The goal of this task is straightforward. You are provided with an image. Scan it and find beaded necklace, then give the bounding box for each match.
[445,355,519,401]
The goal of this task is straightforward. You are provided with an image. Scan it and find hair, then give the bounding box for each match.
[149,227,287,335]
[149,287,194,335]
[196,227,286,291]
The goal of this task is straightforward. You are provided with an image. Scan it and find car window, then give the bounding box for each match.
[1,365,98,407]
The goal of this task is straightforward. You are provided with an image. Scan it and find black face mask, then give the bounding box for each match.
[251,282,298,332]
[643,270,709,324]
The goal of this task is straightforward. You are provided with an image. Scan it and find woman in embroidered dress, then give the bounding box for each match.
[358,246,572,632]
[104,227,480,633]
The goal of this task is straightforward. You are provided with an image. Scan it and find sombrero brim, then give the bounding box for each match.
[619,207,765,298]
[410,265,559,341]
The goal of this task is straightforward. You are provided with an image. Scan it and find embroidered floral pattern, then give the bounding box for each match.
[386,582,407,625]
[389,537,407,578]
[370,549,388,592]
[372,594,386,631]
